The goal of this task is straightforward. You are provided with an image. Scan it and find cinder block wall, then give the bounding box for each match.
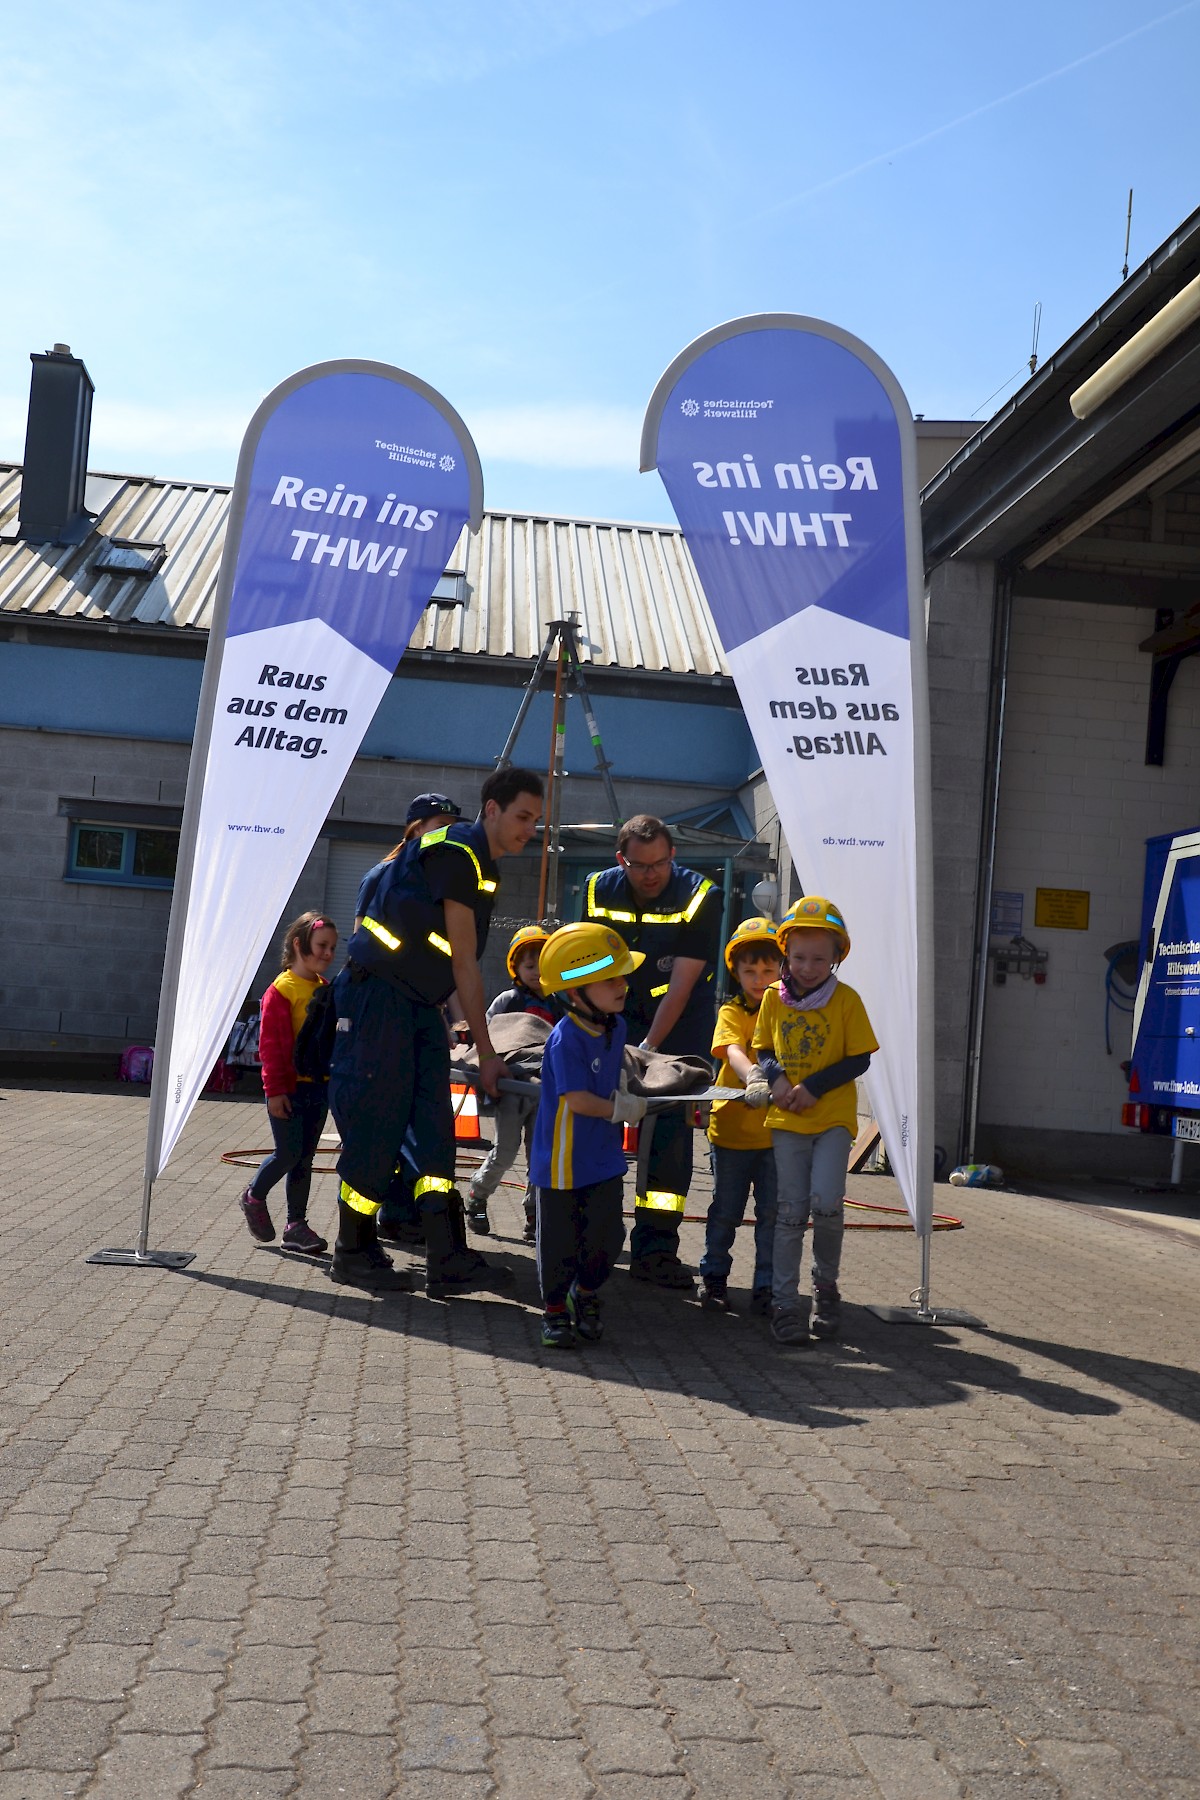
[976,595,1200,1174]
[0,727,738,1055]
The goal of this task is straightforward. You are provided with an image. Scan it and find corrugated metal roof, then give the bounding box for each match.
[0,464,730,679]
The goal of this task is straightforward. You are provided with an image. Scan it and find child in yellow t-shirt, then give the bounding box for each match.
[751,897,877,1347]
[699,920,782,1317]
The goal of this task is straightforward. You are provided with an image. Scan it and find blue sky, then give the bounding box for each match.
[3,0,1198,523]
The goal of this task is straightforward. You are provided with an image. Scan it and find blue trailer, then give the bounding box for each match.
[1124,828,1200,1175]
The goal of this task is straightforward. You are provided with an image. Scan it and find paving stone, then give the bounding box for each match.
[476,1625,564,1677]
[851,1732,963,1798]
[118,1669,222,1734]
[396,1701,490,1772]
[203,1699,305,1769]
[292,1730,398,1798]
[146,1618,241,1672]
[492,1733,591,1798]
[579,1703,681,1776]
[676,1736,793,1797]
[85,1730,204,1800]
[916,1705,1037,1775]
[0,1698,123,1771]
[658,1674,758,1739]
[1031,1737,1131,1793]
[0,1773,90,1799]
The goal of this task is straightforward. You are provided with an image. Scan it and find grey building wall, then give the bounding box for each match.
[0,725,741,1058]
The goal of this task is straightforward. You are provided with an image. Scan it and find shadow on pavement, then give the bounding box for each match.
[986,1328,1200,1425]
[170,1261,1122,1427]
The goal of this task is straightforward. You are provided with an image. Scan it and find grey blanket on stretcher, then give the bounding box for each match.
[450,1011,713,1095]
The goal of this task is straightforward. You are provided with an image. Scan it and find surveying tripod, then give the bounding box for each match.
[495,617,623,922]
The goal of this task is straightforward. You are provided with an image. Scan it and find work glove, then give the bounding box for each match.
[742,1073,771,1109]
[610,1088,649,1126]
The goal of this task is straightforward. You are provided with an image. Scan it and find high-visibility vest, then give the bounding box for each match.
[344,822,499,1005]
[583,863,720,1049]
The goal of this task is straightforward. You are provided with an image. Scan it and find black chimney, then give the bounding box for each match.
[17,344,95,546]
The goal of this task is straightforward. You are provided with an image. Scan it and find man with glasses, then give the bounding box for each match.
[583,815,722,1288]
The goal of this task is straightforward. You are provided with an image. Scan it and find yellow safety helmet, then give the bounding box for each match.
[539,922,645,994]
[776,896,850,962]
[723,917,783,975]
[506,924,550,981]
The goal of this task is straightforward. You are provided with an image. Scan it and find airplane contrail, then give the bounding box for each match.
[756,0,1200,219]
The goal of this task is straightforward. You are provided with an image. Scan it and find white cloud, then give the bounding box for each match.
[0,391,252,475]
[470,403,643,470]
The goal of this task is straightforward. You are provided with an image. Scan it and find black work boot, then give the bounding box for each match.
[329,1196,412,1291]
[811,1281,842,1340]
[422,1191,516,1300]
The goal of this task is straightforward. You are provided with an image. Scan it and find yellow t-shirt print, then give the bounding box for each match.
[752,982,878,1138]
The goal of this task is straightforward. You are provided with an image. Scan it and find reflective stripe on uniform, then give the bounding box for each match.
[361,915,401,951]
[642,877,715,926]
[340,1179,381,1217]
[649,981,670,998]
[586,870,713,928]
[634,1190,687,1214]
[427,931,451,957]
[420,827,498,894]
[586,872,635,922]
[414,1174,455,1198]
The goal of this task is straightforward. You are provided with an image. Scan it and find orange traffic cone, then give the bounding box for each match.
[451,1082,481,1143]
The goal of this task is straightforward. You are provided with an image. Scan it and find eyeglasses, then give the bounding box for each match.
[620,852,672,874]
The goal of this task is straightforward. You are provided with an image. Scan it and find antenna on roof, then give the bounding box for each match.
[1122,188,1134,281]
[1028,302,1042,377]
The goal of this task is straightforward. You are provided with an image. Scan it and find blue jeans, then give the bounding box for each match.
[700,1144,777,1291]
[249,1082,329,1223]
[771,1125,852,1307]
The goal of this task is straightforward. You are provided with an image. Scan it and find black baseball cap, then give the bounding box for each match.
[406,791,462,826]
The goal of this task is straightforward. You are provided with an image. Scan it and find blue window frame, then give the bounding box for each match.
[66,822,178,889]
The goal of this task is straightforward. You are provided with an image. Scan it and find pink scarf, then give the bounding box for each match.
[779,970,839,1012]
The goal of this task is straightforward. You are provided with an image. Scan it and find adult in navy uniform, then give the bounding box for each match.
[582,815,722,1288]
[329,767,544,1296]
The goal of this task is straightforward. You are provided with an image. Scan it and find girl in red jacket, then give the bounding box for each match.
[239,912,338,1253]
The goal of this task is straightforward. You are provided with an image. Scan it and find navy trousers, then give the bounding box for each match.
[536,1175,626,1309]
[328,968,455,1207]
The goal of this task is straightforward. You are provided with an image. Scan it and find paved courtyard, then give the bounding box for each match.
[0,1080,1197,1798]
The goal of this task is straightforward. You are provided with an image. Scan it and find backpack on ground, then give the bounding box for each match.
[119,1045,154,1083]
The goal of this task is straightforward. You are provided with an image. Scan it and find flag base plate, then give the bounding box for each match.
[866,1303,985,1327]
[87,1249,196,1269]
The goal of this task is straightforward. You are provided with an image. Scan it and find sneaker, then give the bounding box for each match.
[700,1277,734,1313]
[282,1221,328,1256]
[567,1286,603,1341]
[750,1286,773,1318]
[770,1304,811,1347]
[466,1198,491,1236]
[811,1281,842,1340]
[239,1187,274,1243]
[541,1310,576,1349]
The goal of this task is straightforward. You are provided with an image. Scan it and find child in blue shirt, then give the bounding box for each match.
[530,923,648,1348]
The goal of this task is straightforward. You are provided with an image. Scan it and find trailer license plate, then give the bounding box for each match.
[1174,1115,1200,1142]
